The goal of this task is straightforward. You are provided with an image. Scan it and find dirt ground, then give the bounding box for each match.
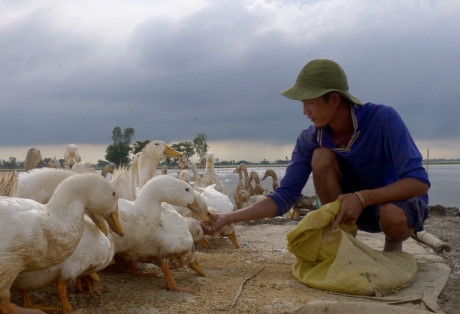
[422,205,460,314]
[10,205,460,314]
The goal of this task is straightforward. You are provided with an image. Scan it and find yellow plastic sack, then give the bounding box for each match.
[286,200,418,296]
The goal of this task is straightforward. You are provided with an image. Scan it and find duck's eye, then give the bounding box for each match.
[155,142,159,146]
[185,188,190,192]
[112,192,116,197]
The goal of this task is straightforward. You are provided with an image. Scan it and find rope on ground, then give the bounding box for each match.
[217,266,265,311]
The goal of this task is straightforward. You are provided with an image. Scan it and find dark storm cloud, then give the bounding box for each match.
[0,0,459,154]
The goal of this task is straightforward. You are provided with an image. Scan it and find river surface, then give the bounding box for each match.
[199,164,459,208]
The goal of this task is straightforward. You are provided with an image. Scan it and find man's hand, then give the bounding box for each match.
[201,212,228,235]
[332,193,364,229]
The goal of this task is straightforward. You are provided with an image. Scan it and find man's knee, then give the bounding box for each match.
[311,147,337,172]
[379,204,412,241]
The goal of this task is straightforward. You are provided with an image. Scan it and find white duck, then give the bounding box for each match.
[63,144,81,169]
[165,189,211,247]
[24,147,44,172]
[111,153,140,201]
[180,159,204,187]
[17,168,81,204]
[111,141,182,200]
[0,173,124,314]
[171,171,210,247]
[137,140,183,188]
[177,169,191,184]
[71,161,96,174]
[0,170,18,197]
[46,157,62,169]
[13,168,117,313]
[113,175,211,291]
[184,215,209,247]
[13,216,115,314]
[196,152,224,192]
[101,164,114,179]
[195,184,233,214]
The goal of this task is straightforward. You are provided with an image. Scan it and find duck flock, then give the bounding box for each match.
[0,141,317,314]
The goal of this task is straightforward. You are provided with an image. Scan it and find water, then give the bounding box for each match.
[215,166,315,196]
[196,164,459,208]
[425,164,460,208]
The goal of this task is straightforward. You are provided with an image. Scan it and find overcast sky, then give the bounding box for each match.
[1,0,459,163]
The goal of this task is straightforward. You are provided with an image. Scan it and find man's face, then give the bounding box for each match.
[301,95,336,128]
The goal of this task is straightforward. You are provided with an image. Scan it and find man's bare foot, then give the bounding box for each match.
[384,237,402,252]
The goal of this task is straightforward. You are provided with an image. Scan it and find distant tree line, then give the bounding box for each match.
[0,127,294,170]
[422,159,460,164]
[0,128,210,170]
[0,155,114,170]
[103,127,210,168]
[102,127,291,168]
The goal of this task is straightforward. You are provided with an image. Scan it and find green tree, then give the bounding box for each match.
[171,142,195,160]
[193,133,208,162]
[260,158,270,165]
[2,157,18,169]
[162,142,195,168]
[111,126,134,146]
[112,126,123,143]
[96,159,112,168]
[133,140,150,155]
[123,127,134,146]
[105,143,131,167]
[43,157,52,165]
[105,126,134,167]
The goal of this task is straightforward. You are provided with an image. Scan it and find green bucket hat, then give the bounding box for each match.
[280,59,362,105]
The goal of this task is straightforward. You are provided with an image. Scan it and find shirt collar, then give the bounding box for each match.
[317,105,360,151]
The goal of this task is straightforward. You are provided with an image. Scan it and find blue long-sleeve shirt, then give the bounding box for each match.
[268,103,430,217]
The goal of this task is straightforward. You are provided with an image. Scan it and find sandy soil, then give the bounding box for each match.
[423,205,460,314]
[10,206,460,314]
